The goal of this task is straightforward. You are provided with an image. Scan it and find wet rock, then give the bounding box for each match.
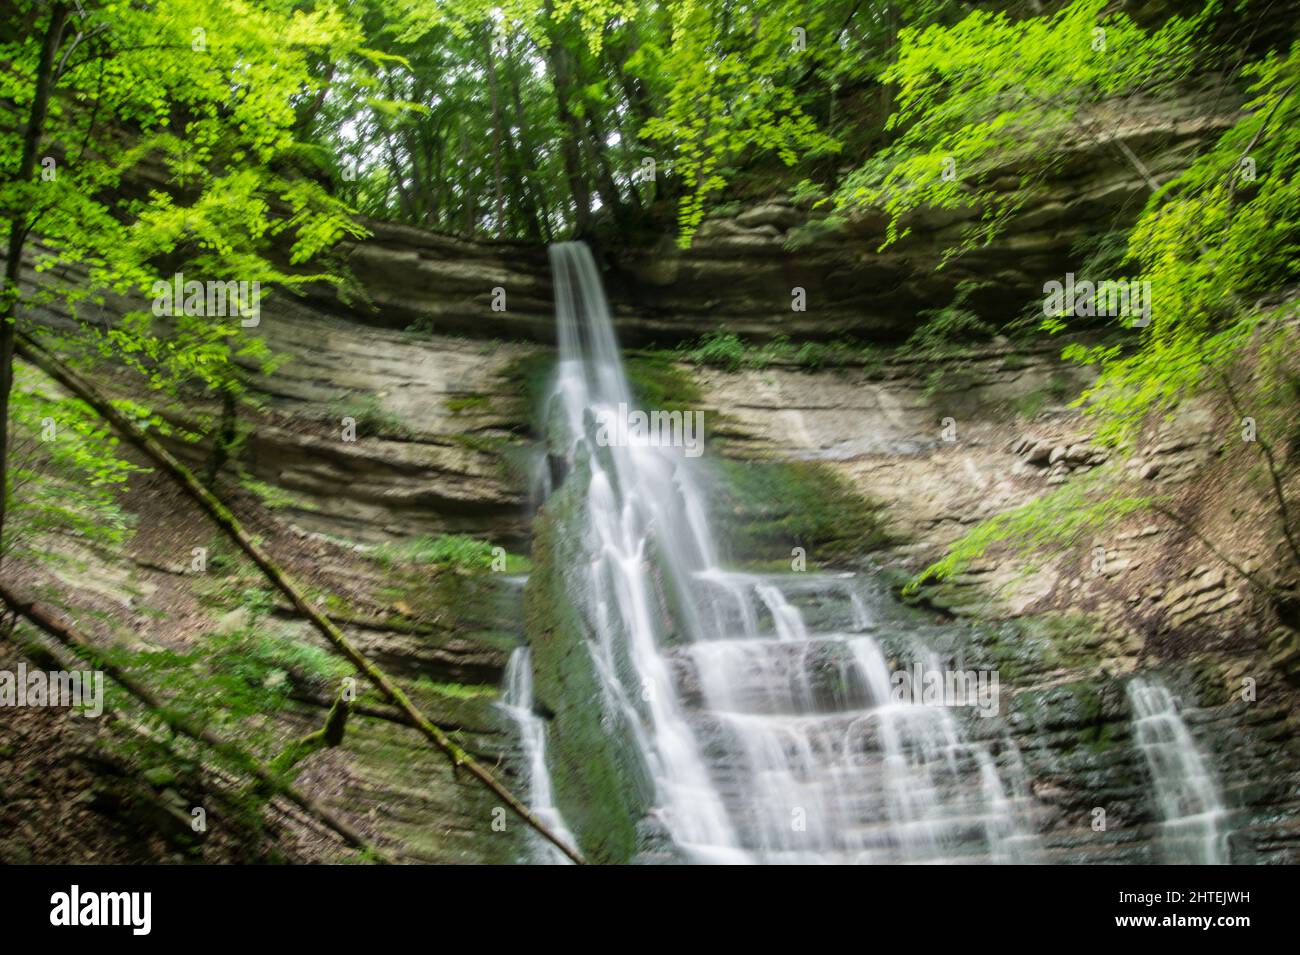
[734,202,802,231]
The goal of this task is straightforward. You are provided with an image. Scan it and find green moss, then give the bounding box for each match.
[708,458,887,562]
[499,353,557,434]
[524,457,651,864]
[326,392,409,437]
[663,331,883,372]
[371,566,527,638]
[241,476,308,511]
[336,710,523,863]
[1042,614,1106,664]
[1079,717,1125,755]
[370,534,498,571]
[414,679,496,700]
[622,354,703,410]
[446,394,490,415]
[502,350,706,441]
[450,432,507,455]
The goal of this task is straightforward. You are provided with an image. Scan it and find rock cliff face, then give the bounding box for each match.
[13,256,546,547]
[304,86,1238,347]
[298,222,556,342]
[8,75,1298,865]
[224,301,542,547]
[13,274,1300,864]
[684,345,1300,863]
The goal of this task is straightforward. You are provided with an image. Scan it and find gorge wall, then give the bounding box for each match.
[301,83,1240,347]
[7,74,1300,866]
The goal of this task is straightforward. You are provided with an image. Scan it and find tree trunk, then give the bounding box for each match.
[14,332,585,864]
[0,1,69,561]
[543,1,592,234]
[205,384,238,487]
[460,121,476,235]
[484,32,506,235]
[604,30,655,129]
[294,60,336,136]
[431,131,446,228]
[586,107,636,221]
[508,56,553,241]
[0,581,391,863]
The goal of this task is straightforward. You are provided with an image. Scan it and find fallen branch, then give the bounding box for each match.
[2,616,363,858]
[271,689,351,777]
[0,582,392,863]
[15,332,584,864]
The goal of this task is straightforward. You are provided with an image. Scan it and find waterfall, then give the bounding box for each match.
[499,647,578,864]
[1127,678,1229,864]
[526,241,1036,863]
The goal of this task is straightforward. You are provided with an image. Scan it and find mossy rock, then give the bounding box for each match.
[501,351,703,438]
[705,457,887,563]
[524,453,654,864]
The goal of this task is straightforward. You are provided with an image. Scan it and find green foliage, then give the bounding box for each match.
[240,477,306,512]
[100,623,353,786]
[1064,39,1300,445]
[849,0,1298,583]
[909,471,1151,591]
[304,0,908,243]
[208,629,353,692]
[672,331,750,371]
[833,0,1212,258]
[708,458,886,561]
[410,676,498,700]
[4,365,145,563]
[901,280,997,396]
[670,331,881,372]
[906,281,996,354]
[370,533,499,571]
[1,0,380,500]
[638,0,843,246]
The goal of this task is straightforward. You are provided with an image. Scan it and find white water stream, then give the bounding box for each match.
[501,242,1231,865]
[1127,678,1229,864]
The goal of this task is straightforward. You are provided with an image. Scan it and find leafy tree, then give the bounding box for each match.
[832,0,1212,257]
[873,5,1300,589]
[313,0,884,245]
[2,363,144,565]
[1066,37,1300,444]
[639,0,844,245]
[0,0,379,553]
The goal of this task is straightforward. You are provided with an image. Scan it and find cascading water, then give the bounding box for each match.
[500,646,578,864]
[1127,678,1229,864]
[525,241,1037,863]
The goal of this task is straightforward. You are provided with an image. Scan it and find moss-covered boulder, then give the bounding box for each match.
[524,451,654,864]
